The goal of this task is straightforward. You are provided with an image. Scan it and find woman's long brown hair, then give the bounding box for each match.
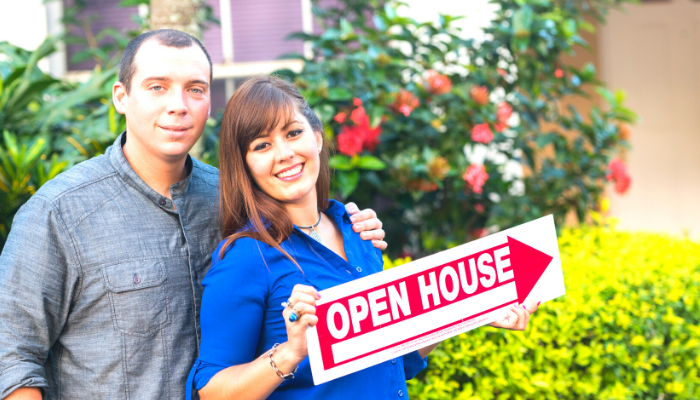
[218,75,330,265]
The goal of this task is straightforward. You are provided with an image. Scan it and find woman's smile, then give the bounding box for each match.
[276,163,305,181]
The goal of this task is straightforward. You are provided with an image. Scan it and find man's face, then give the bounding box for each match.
[113,40,211,163]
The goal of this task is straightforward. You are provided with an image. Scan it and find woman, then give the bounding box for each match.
[187,76,536,400]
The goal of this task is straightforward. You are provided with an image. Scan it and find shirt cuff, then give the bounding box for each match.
[0,361,48,399]
[402,350,428,380]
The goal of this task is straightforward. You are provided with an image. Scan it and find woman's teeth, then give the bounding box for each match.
[277,164,303,178]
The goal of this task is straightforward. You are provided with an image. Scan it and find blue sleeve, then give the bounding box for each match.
[402,350,428,380]
[187,239,270,398]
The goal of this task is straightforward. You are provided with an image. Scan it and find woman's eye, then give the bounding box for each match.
[253,142,270,151]
[151,86,163,92]
[288,129,303,138]
[190,88,203,94]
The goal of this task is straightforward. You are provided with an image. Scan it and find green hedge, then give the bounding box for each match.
[404,226,700,399]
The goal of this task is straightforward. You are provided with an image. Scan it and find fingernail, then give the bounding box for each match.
[350,216,357,223]
[353,224,361,231]
[537,301,541,307]
[522,304,526,310]
[317,292,322,298]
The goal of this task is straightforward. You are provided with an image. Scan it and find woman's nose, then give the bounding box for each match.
[275,142,295,162]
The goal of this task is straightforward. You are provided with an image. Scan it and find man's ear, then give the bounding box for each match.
[113,81,128,115]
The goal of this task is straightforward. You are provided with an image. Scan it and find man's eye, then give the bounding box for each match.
[288,129,303,138]
[151,86,163,92]
[190,88,203,94]
[253,142,270,151]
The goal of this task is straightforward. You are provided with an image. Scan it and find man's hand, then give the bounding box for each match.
[489,301,539,331]
[344,203,387,251]
[6,388,42,400]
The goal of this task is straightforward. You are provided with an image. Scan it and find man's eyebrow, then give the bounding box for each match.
[141,76,172,84]
[140,77,210,88]
[188,79,210,88]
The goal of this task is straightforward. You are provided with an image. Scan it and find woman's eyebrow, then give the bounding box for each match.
[283,120,305,130]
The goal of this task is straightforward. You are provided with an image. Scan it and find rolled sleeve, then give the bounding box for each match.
[0,362,48,398]
[0,196,79,398]
[402,350,428,380]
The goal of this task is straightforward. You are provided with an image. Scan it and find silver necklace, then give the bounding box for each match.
[298,209,322,243]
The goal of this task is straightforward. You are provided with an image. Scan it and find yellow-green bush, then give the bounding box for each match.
[404,226,700,399]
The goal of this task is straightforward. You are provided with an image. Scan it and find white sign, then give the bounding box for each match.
[306,215,565,385]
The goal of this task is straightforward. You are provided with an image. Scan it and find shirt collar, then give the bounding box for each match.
[107,131,193,212]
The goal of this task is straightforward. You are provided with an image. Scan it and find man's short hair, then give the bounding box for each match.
[119,29,213,93]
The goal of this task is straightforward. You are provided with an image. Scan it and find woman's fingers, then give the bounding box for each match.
[288,292,317,309]
[359,228,385,242]
[291,284,321,299]
[371,240,388,251]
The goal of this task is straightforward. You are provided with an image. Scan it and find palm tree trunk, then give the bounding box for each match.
[150,0,205,40]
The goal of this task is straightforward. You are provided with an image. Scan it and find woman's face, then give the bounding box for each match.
[246,111,322,207]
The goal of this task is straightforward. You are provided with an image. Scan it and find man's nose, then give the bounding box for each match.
[166,90,188,115]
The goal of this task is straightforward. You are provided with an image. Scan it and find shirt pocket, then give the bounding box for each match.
[102,259,170,337]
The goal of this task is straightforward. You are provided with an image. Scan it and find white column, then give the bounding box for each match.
[219,0,235,99]
[301,0,313,59]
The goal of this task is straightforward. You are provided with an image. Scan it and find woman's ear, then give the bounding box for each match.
[315,130,323,153]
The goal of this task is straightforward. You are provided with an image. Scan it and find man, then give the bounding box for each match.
[0,30,386,400]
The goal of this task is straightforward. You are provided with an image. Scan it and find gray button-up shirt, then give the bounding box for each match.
[0,133,220,399]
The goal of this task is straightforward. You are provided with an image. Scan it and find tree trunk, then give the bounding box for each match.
[150,0,204,40]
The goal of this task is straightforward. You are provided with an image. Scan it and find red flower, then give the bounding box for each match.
[353,97,363,107]
[363,125,382,152]
[471,123,494,144]
[474,203,485,213]
[391,90,420,117]
[337,126,365,156]
[495,102,513,132]
[334,112,347,124]
[350,106,369,126]
[606,158,632,194]
[497,68,507,77]
[463,164,489,194]
[424,70,452,95]
[470,86,489,106]
[554,68,564,79]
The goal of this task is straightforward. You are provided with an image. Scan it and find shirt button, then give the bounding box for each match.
[356,267,362,273]
[391,358,397,364]
[133,274,141,284]
[398,389,404,397]
[158,198,166,206]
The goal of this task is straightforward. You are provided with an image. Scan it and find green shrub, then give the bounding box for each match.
[283,0,637,257]
[404,226,700,399]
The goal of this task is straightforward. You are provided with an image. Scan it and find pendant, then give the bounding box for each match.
[309,227,322,243]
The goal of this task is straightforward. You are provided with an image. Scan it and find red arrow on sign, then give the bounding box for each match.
[508,236,553,303]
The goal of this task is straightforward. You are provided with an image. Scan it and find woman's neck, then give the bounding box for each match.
[285,198,320,227]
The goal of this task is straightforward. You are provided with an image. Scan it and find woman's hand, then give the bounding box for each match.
[344,202,387,251]
[489,301,539,331]
[281,284,321,363]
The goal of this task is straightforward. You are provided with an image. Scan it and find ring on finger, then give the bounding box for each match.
[281,299,294,309]
[288,308,302,323]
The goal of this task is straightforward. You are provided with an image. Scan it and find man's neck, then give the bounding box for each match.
[122,139,188,199]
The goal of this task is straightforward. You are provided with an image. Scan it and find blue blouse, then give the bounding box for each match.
[187,200,427,399]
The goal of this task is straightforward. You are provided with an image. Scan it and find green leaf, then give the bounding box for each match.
[327,87,352,101]
[356,156,386,171]
[337,170,359,198]
[513,6,534,38]
[329,155,354,171]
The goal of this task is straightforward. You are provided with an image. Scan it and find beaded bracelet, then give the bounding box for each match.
[268,343,298,380]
